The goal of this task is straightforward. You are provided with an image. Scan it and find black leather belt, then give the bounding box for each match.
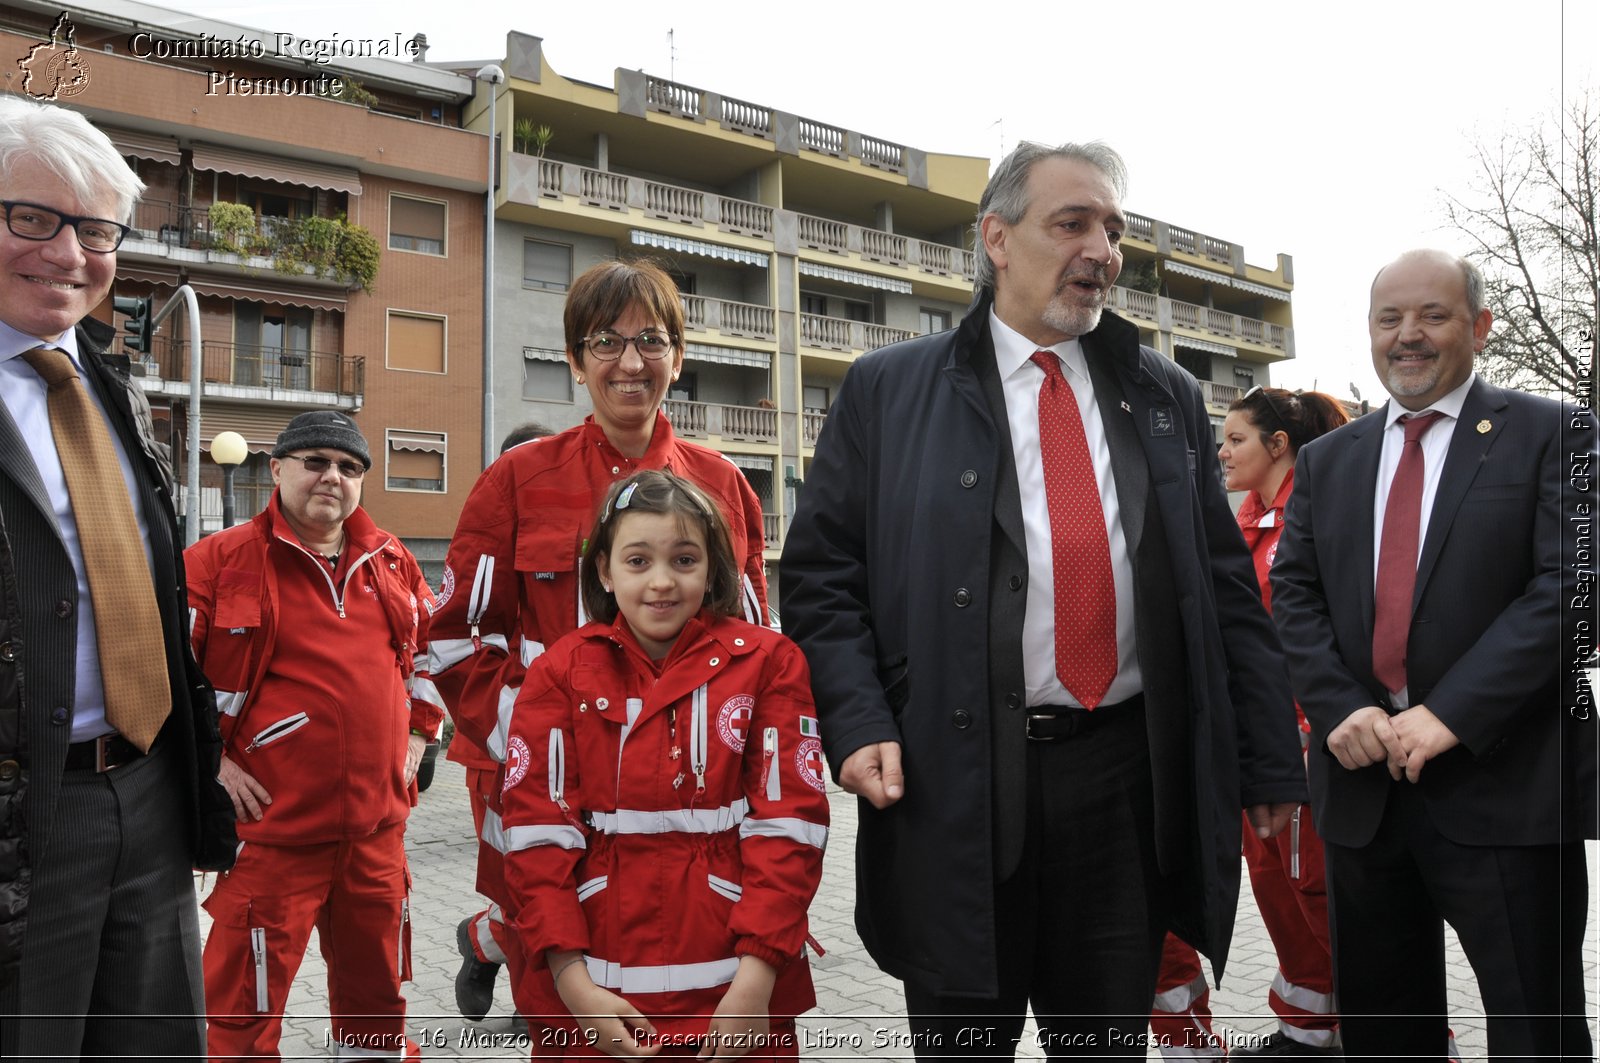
[64,733,145,773]
[1026,693,1144,741]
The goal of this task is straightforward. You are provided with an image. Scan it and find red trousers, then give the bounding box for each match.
[463,766,525,986]
[1150,934,1224,1059]
[1241,803,1338,1047]
[202,823,412,1060]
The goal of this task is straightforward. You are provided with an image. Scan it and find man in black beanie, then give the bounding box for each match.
[183,410,443,1059]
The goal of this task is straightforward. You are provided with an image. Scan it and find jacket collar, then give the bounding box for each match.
[581,411,679,470]
[957,287,1143,374]
[258,491,386,555]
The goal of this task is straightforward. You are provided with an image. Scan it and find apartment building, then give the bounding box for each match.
[453,32,1294,585]
[0,0,487,564]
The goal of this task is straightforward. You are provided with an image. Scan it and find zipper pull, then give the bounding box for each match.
[470,622,482,652]
[759,727,777,797]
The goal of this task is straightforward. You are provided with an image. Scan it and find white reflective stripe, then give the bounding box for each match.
[335,1043,406,1060]
[468,554,495,624]
[707,874,742,902]
[520,637,546,668]
[397,896,409,974]
[1269,970,1337,1015]
[188,606,197,637]
[548,729,565,804]
[586,955,740,995]
[741,574,761,625]
[576,875,608,902]
[504,822,585,851]
[486,681,518,762]
[588,799,749,836]
[250,927,267,1012]
[690,684,708,781]
[408,675,444,710]
[763,727,780,802]
[427,637,474,673]
[1151,971,1209,1013]
[471,909,508,965]
[215,690,247,717]
[740,816,828,849]
[575,551,587,628]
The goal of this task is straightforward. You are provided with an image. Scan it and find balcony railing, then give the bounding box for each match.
[802,411,827,448]
[532,160,776,240]
[800,315,916,354]
[794,209,971,279]
[662,400,778,443]
[126,198,211,246]
[762,512,780,549]
[1103,286,1288,353]
[1199,380,1244,407]
[681,296,776,341]
[1105,285,1160,321]
[136,337,363,398]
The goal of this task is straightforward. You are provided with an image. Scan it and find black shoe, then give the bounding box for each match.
[455,916,501,1022]
[1232,1032,1343,1057]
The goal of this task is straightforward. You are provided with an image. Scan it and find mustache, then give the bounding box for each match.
[1386,343,1439,360]
[1055,267,1111,293]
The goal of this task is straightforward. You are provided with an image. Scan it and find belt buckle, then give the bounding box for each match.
[1026,714,1056,742]
[95,734,113,773]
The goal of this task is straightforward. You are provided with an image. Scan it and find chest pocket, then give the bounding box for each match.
[516,518,585,628]
[213,567,262,629]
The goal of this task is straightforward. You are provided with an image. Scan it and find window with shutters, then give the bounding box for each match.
[386,311,446,374]
[524,239,572,291]
[386,429,447,493]
[389,194,446,256]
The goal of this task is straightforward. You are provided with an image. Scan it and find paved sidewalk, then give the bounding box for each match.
[203,757,1598,1060]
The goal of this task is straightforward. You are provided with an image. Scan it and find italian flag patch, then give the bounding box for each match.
[799,716,819,738]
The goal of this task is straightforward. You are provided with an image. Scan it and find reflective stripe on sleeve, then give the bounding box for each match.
[482,807,586,852]
[739,816,828,849]
[486,681,519,762]
[428,634,510,674]
[520,637,546,668]
[467,554,495,624]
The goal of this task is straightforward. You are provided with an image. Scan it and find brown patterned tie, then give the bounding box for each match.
[23,347,170,751]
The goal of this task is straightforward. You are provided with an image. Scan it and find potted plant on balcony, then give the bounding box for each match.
[513,117,554,157]
[208,202,260,257]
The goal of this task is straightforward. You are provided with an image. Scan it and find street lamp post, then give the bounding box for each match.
[211,430,248,530]
[476,64,505,471]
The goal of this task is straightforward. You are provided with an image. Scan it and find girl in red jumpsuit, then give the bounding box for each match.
[500,470,828,1060]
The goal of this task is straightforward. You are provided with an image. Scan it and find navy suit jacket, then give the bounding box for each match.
[1272,377,1595,847]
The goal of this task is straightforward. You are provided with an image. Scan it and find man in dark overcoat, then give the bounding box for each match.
[780,141,1306,1059]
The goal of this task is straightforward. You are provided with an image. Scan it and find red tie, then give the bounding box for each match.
[1031,351,1116,708]
[1372,411,1443,694]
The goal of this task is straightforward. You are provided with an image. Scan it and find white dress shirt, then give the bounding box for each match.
[990,310,1141,708]
[1370,371,1475,707]
[0,319,155,742]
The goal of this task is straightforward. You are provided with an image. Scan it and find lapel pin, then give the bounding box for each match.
[1476,419,1492,434]
[1120,400,1132,413]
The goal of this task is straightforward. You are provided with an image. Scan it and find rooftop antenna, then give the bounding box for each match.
[668,28,675,82]
[988,118,1005,159]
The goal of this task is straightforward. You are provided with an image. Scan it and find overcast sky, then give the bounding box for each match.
[202,0,1596,401]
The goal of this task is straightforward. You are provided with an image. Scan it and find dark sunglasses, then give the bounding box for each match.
[280,453,366,479]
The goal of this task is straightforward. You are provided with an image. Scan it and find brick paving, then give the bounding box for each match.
[200,756,1598,1060]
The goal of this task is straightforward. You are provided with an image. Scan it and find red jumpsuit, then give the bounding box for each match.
[1234,470,1339,1050]
[428,415,770,999]
[187,495,441,1060]
[500,611,827,1057]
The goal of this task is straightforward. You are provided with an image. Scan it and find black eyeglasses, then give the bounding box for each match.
[2,200,131,253]
[280,454,366,479]
[582,329,675,361]
[1243,385,1293,435]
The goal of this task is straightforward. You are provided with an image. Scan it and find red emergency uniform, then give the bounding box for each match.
[1236,469,1338,1049]
[187,495,440,1060]
[428,415,770,988]
[1149,935,1224,1059]
[501,610,826,1057]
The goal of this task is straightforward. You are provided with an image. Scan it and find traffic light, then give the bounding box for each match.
[112,294,154,355]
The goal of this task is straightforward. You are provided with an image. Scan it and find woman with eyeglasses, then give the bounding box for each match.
[428,260,771,1039]
[1217,386,1350,1058]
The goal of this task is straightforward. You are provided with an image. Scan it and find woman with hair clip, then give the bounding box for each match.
[1220,386,1349,1059]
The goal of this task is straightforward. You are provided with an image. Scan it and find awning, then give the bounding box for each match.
[115,266,181,287]
[189,280,347,314]
[1231,278,1292,302]
[388,432,446,454]
[198,407,297,453]
[630,230,768,267]
[190,144,363,196]
[1173,337,1237,358]
[724,453,774,472]
[524,346,568,363]
[107,128,181,167]
[798,260,912,294]
[1163,261,1233,286]
[684,343,771,369]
